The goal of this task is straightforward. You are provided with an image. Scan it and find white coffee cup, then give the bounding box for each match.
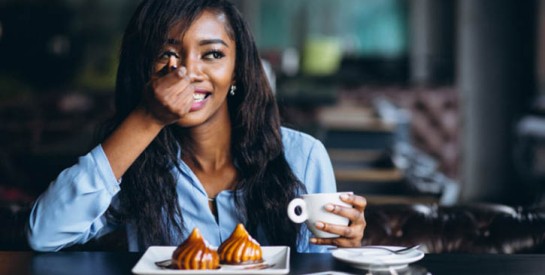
[287,192,353,238]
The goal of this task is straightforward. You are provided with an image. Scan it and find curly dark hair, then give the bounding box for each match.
[103,0,306,249]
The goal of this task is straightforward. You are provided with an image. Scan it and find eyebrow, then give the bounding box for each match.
[166,38,229,47]
[199,39,229,47]
[167,38,180,45]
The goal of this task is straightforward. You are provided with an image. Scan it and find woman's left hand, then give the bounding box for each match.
[309,193,367,248]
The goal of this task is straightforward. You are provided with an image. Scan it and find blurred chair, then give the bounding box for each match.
[363,203,545,254]
[316,93,459,204]
[338,86,459,179]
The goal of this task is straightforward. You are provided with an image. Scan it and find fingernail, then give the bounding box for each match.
[178,67,186,77]
[340,194,349,200]
[324,204,334,211]
[170,65,178,71]
[315,222,324,229]
[310,238,317,243]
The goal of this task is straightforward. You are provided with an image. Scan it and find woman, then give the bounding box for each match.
[26,0,366,252]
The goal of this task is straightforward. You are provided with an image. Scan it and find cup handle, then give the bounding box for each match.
[287,198,308,223]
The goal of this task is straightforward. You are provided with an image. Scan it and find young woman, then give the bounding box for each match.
[27,0,366,253]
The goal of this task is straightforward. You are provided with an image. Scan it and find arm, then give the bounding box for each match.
[102,108,164,179]
[297,137,366,251]
[296,138,336,252]
[27,145,123,251]
[301,139,337,194]
[27,67,194,251]
[27,108,165,251]
[104,66,194,179]
[305,142,367,249]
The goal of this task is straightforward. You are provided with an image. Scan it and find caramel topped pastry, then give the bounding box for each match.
[218,224,263,265]
[171,228,219,270]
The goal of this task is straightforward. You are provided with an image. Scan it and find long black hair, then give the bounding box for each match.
[105,0,306,249]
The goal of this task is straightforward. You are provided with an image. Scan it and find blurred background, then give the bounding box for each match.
[1,0,545,209]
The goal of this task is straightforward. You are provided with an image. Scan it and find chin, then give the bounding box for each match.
[176,102,230,128]
[175,116,207,128]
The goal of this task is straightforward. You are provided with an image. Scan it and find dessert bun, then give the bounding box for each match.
[218,223,263,265]
[171,228,220,270]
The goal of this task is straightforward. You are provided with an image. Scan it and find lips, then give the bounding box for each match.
[193,92,207,102]
[190,89,211,111]
[193,89,211,102]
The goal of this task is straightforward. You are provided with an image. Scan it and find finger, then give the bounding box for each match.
[153,61,178,78]
[314,221,357,239]
[173,87,195,114]
[309,237,337,246]
[324,203,363,224]
[340,193,367,212]
[309,237,358,247]
[169,67,193,97]
[152,66,186,84]
[153,67,191,99]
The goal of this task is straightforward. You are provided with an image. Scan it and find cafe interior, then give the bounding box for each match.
[2,0,545,266]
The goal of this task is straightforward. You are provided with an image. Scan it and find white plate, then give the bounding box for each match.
[332,246,424,270]
[132,246,290,275]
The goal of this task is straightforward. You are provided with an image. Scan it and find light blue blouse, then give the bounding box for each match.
[27,127,336,252]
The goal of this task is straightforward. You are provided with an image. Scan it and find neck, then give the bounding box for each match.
[183,110,232,173]
[178,104,238,200]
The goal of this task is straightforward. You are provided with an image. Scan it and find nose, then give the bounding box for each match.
[184,57,204,82]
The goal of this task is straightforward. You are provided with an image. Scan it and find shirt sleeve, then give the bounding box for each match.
[26,145,121,251]
[302,139,337,195]
[298,138,338,253]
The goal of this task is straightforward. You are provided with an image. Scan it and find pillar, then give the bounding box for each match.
[409,0,455,86]
[458,0,537,203]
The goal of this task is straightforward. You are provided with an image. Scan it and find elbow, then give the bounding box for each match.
[26,224,62,252]
[27,239,52,252]
[27,236,62,252]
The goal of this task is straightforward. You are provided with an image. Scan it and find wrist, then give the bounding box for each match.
[131,107,166,132]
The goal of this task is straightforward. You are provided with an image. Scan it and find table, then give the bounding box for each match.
[1,251,545,275]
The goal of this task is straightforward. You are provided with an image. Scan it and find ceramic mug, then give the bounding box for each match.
[287,192,353,238]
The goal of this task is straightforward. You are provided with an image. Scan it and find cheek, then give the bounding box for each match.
[208,65,235,89]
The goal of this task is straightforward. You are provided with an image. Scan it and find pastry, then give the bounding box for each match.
[171,228,220,270]
[218,223,263,265]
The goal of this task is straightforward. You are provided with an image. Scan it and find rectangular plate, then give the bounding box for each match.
[132,246,290,275]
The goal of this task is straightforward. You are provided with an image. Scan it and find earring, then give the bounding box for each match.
[229,85,236,96]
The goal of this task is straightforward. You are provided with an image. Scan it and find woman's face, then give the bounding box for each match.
[154,10,236,128]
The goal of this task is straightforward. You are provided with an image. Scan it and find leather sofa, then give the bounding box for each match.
[3,202,545,253]
[363,203,545,253]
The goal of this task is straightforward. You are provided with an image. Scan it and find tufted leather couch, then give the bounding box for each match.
[363,203,545,253]
[3,202,545,253]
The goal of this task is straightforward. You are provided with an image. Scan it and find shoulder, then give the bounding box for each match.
[280,126,328,164]
[281,127,321,151]
[280,127,336,193]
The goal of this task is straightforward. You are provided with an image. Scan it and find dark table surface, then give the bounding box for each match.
[1,250,545,275]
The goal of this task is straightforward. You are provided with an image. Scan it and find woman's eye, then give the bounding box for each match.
[159,51,179,61]
[203,50,225,60]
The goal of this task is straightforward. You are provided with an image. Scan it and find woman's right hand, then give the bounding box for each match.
[143,66,195,126]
